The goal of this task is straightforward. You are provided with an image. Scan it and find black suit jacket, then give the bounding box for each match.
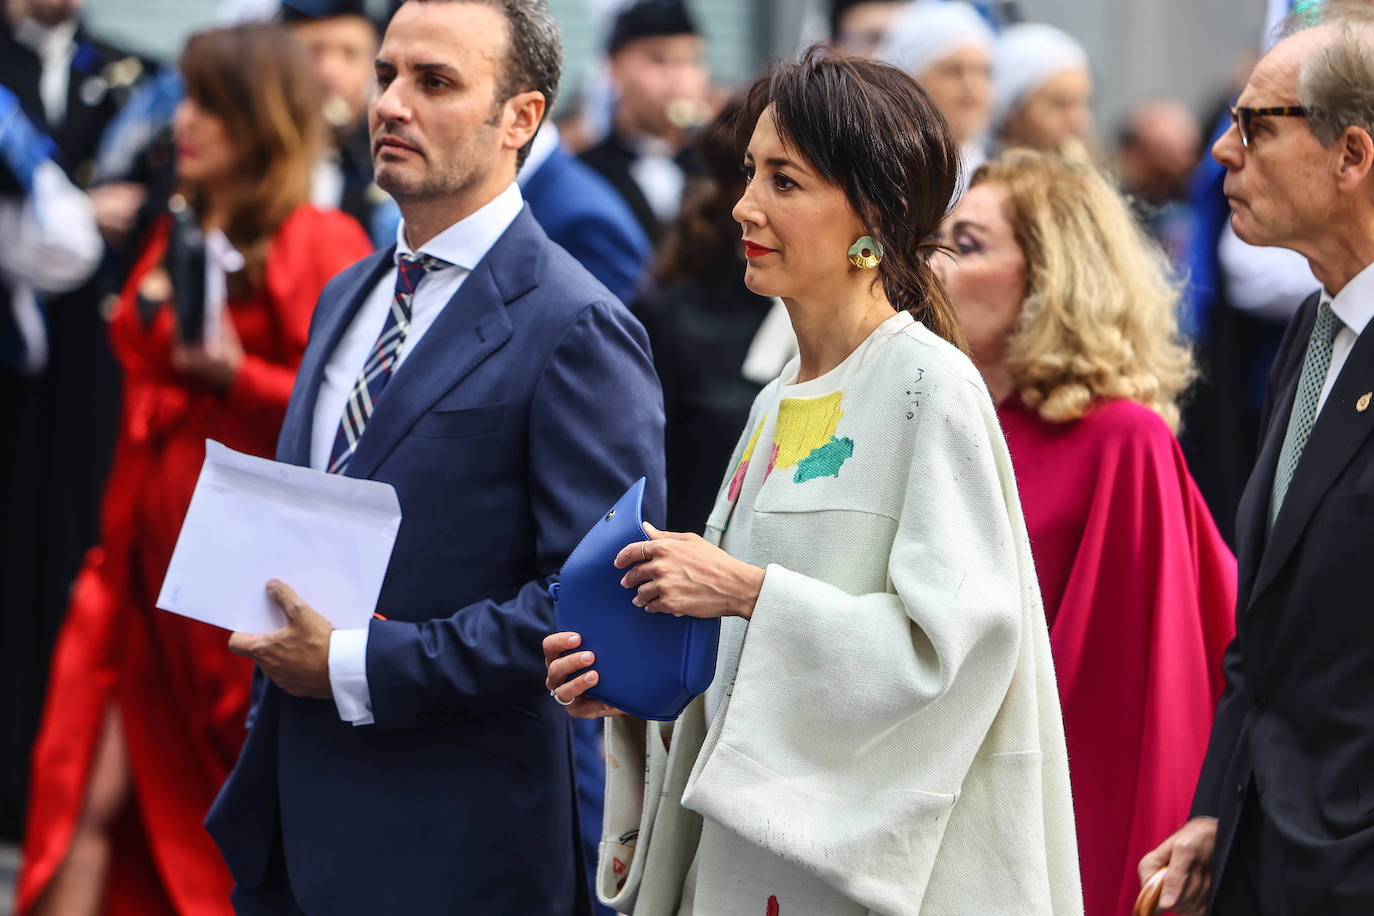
[1194,289,1374,911]
[579,130,700,245]
[0,21,152,187]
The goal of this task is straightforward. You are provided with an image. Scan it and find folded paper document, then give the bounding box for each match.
[157,440,401,633]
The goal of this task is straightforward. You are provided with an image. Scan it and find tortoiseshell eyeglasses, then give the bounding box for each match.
[1227,105,1318,148]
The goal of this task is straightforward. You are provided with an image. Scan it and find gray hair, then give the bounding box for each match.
[1283,1,1374,147]
[409,0,563,167]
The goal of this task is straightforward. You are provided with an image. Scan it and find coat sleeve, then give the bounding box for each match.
[362,298,667,728]
[678,372,1039,912]
[223,208,372,414]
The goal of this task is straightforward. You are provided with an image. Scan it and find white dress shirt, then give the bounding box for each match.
[1315,259,1374,416]
[320,182,524,726]
[13,18,78,128]
[309,150,346,211]
[627,135,685,224]
[515,122,560,187]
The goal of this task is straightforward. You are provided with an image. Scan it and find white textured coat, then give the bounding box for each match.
[599,313,1082,915]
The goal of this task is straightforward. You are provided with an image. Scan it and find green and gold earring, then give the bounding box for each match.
[848,235,884,269]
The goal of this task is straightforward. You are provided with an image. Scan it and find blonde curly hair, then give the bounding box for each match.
[970,149,1196,432]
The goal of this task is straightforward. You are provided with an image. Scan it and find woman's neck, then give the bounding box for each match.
[973,351,1015,404]
[197,185,238,235]
[784,282,896,383]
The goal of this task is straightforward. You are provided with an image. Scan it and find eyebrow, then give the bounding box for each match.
[743,151,807,172]
[951,219,987,233]
[413,62,460,78]
[373,59,460,79]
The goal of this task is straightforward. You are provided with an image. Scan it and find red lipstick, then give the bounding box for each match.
[743,241,776,258]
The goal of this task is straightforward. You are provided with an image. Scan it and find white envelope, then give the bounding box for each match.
[156,440,402,633]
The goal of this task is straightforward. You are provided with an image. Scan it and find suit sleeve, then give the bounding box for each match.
[362,298,667,729]
[549,210,651,306]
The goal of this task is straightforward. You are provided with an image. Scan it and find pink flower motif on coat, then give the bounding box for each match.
[727,419,768,502]
[727,459,749,502]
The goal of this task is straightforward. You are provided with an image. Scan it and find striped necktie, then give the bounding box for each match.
[327,252,447,475]
[1269,300,1342,527]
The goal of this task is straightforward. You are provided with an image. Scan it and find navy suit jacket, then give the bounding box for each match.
[523,145,651,306]
[206,207,666,915]
[1194,290,1374,909]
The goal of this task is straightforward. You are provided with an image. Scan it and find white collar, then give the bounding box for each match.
[516,123,561,187]
[1321,259,1374,337]
[394,182,524,271]
[628,133,678,160]
[14,17,78,61]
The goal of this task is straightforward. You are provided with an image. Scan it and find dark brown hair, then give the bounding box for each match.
[407,0,562,167]
[654,90,751,284]
[739,46,967,350]
[179,23,324,292]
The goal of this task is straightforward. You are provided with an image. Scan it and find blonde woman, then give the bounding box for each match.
[935,149,1237,916]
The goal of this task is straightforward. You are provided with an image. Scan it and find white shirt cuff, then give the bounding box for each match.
[328,627,375,726]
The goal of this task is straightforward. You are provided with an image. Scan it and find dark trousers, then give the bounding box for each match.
[1211,782,1286,916]
[230,827,307,916]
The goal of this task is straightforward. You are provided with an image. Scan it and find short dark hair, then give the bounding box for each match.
[737,47,967,351]
[408,0,563,167]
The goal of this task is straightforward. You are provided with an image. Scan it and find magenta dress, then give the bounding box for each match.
[998,395,1237,916]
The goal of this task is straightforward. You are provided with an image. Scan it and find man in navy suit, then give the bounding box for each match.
[205,1,665,913]
[519,122,651,305]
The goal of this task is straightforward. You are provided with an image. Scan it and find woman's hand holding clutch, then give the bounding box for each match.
[614,522,765,621]
[543,631,625,719]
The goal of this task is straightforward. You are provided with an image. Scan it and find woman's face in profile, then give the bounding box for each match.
[933,182,1027,366]
[173,97,241,188]
[731,107,867,302]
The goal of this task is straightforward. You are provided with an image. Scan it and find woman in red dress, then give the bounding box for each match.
[935,149,1238,916]
[18,23,371,916]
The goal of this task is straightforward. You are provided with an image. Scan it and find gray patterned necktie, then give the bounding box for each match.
[1269,300,1343,528]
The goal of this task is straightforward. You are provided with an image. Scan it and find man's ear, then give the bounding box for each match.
[503,90,546,153]
[1334,124,1374,194]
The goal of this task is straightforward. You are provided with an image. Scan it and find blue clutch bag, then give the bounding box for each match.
[549,477,718,721]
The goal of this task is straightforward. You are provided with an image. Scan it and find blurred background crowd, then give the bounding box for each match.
[0,0,1317,912]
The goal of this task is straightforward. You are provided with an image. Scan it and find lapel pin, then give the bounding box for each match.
[1359,392,1372,413]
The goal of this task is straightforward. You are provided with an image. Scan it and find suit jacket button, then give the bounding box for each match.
[1235,782,1246,799]
[1253,695,1269,713]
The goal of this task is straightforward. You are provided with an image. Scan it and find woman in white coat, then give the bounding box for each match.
[545,49,1081,916]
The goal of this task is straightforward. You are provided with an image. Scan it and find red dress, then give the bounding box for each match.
[18,206,371,915]
[998,396,1237,916]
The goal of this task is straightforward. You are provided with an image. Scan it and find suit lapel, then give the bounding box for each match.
[278,247,393,466]
[1252,306,1374,603]
[1235,378,1292,602]
[341,209,544,480]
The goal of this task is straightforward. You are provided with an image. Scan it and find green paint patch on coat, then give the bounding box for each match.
[794,436,854,482]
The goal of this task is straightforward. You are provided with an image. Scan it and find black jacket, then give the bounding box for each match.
[1194,289,1374,912]
[579,130,700,245]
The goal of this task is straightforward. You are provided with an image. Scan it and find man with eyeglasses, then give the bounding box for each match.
[1137,6,1374,915]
